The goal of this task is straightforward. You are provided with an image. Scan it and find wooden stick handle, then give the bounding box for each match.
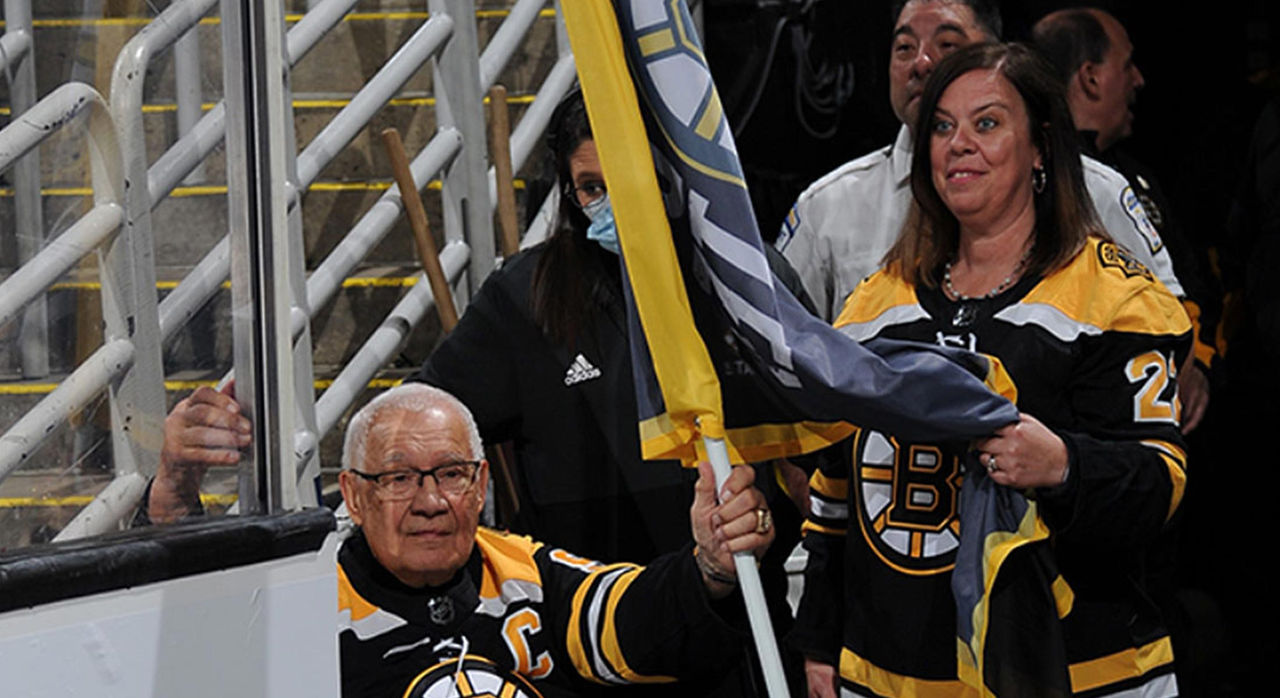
[380,127,459,332]
[489,85,521,260]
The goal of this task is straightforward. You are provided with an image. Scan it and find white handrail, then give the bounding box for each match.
[0,83,125,489]
[0,0,569,541]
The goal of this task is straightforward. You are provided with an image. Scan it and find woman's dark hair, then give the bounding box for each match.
[884,42,1103,287]
[531,89,599,345]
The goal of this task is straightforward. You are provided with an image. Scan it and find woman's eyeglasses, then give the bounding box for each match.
[566,180,607,208]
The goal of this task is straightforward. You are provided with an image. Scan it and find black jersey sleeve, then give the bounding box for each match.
[788,441,848,664]
[1036,318,1191,550]
[535,544,747,689]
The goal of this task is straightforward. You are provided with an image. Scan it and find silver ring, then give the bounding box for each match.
[985,454,998,473]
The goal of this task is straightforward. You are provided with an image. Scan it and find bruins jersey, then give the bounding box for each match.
[792,238,1190,697]
[337,527,745,697]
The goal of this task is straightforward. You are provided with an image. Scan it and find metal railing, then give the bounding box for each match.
[2,0,46,379]
[0,0,574,541]
[0,82,141,540]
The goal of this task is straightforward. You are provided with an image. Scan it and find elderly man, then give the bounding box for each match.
[776,0,1184,324]
[148,383,775,697]
[1032,7,1218,433]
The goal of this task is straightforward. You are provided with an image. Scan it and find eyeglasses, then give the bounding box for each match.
[349,461,481,500]
[566,179,607,208]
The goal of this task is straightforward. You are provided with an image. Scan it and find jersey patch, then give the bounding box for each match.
[1120,186,1163,254]
[1097,241,1155,282]
[405,655,544,698]
[850,430,962,575]
[775,204,800,252]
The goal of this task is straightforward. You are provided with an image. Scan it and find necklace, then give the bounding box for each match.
[943,249,1031,301]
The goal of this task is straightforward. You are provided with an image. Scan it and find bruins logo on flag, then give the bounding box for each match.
[404,655,543,698]
[850,429,964,574]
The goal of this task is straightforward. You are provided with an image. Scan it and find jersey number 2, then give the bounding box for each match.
[1125,350,1180,425]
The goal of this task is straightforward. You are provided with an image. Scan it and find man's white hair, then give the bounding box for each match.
[341,383,484,471]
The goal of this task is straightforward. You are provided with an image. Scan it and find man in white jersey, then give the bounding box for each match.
[776,0,1182,322]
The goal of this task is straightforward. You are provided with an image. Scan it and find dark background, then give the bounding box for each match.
[704,2,1279,695]
[704,0,1279,249]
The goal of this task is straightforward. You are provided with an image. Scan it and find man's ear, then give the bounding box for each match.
[339,470,364,526]
[1078,62,1102,100]
[474,460,490,515]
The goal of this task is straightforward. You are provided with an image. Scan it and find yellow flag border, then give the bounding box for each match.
[561,1,725,450]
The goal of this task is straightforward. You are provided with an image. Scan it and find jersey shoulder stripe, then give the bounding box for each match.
[832,270,926,340]
[474,527,546,619]
[1007,238,1189,339]
[475,527,543,596]
[336,564,408,640]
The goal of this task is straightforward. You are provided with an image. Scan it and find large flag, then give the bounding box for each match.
[561,3,1060,695]
[561,1,1018,466]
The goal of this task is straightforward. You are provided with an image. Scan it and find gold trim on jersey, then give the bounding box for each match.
[1007,239,1190,339]
[476,528,544,600]
[801,520,846,536]
[840,646,975,698]
[832,239,1188,344]
[566,563,671,685]
[600,568,675,684]
[811,468,849,500]
[832,271,922,335]
[337,565,409,639]
[1067,636,1175,694]
[1141,440,1188,520]
[1051,574,1075,619]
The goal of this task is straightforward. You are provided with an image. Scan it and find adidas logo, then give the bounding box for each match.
[563,353,602,386]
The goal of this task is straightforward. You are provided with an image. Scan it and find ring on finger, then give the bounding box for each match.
[985,453,999,473]
[754,508,772,534]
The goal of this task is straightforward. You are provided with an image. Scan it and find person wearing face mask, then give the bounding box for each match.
[413,90,814,578]
[411,91,689,566]
[415,89,818,695]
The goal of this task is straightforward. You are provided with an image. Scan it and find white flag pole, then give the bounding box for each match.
[703,434,791,697]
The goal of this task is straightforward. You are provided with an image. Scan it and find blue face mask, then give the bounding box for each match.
[583,193,619,255]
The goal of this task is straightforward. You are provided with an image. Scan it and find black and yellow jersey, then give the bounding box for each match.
[793,238,1191,697]
[337,527,745,697]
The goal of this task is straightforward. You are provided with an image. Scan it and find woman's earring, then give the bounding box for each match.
[1033,166,1047,194]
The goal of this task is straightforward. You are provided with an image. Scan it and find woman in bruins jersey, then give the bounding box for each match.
[794,43,1191,698]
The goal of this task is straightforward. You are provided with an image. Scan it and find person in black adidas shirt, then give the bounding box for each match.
[411,90,814,572]
[408,91,697,565]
